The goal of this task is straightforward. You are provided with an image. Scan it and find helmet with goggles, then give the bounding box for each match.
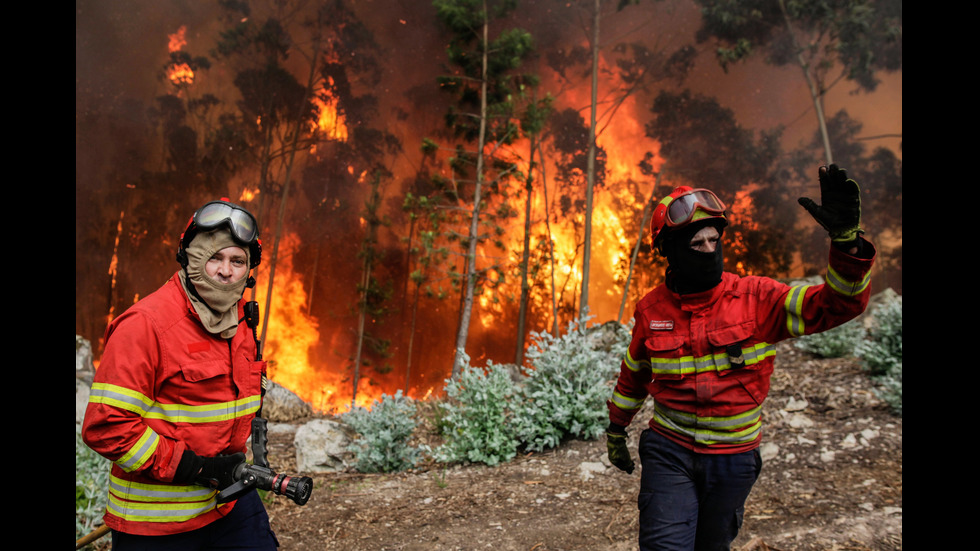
[177,198,262,269]
[650,186,727,252]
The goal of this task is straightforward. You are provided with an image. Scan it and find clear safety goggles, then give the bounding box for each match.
[664,189,726,227]
[193,201,259,244]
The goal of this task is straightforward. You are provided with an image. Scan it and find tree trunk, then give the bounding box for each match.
[580,0,600,320]
[452,4,490,378]
[537,141,559,336]
[778,0,833,165]
[515,134,537,365]
[259,46,320,347]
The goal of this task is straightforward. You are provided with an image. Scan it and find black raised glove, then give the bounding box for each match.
[798,164,863,243]
[606,428,635,474]
[173,450,245,490]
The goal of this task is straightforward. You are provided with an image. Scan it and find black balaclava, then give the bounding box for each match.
[662,219,726,295]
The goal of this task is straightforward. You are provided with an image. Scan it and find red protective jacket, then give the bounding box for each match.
[82,273,266,535]
[608,239,875,454]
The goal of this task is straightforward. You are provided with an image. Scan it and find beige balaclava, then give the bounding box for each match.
[178,228,250,338]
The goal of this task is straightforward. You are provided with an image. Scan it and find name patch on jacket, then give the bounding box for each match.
[649,320,674,331]
[187,341,211,354]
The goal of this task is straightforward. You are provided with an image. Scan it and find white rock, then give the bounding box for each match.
[578,461,606,481]
[788,413,814,428]
[840,433,858,449]
[294,418,354,473]
[785,396,809,411]
[760,442,780,462]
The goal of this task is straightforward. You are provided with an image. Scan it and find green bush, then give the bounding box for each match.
[75,424,110,541]
[794,319,866,358]
[342,390,425,473]
[514,319,627,451]
[435,356,520,466]
[856,294,903,415]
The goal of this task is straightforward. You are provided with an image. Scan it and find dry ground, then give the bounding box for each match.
[263,342,902,550]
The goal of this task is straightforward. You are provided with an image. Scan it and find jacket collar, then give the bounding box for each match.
[670,272,734,312]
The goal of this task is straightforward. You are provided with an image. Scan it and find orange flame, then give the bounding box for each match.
[166,26,194,86]
[168,26,187,53]
[311,94,349,141]
[254,232,380,413]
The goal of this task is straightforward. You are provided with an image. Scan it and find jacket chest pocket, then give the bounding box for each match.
[707,320,756,374]
[171,359,232,404]
[644,334,689,381]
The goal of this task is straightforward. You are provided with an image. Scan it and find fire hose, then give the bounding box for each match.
[74,462,313,549]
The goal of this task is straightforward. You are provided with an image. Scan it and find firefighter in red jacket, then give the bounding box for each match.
[82,199,279,549]
[605,165,875,551]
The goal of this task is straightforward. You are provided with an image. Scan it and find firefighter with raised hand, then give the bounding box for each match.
[605,165,875,551]
[82,199,279,549]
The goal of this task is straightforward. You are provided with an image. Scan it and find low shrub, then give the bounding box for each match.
[75,424,110,541]
[794,319,866,358]
[342,390,425,473]
[856,294,903,415]
[514,319,627,451]
[435,356,520,466]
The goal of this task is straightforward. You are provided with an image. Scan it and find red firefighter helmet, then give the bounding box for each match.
[650,186,727,251]
[177,198,262,269]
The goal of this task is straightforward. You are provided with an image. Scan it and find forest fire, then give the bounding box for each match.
[76,1,901,416]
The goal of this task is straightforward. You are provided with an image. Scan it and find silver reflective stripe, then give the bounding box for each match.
[115,428,159,472]
[90,383,261,424]
[107,493,218,523]
[89,383,152,416]
[109,475,216,502]
[143,395,261,423]
[826,265,871,297]
[650,343,776,375]
[652,403,762,445]
[611,391,644,411]
[784,285,810,337]
[623,349,650,372]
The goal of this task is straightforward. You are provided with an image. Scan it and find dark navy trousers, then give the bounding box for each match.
[637,428,762,551]
[111,490,279,550]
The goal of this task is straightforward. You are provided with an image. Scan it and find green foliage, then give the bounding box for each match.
[794,319,866,358]
[342,391,426,473]
[515,319,629,451]
[856,294,902,415]
[435,320,631,464]
[435,355,521,466]
[75,424,110,540]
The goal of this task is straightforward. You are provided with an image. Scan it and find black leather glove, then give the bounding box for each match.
[798,164,863,243]
[173,450,245,490]
[606,426,635,474]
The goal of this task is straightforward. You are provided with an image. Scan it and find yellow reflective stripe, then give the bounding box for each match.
[825,265,871,297]
[611,391,644,411]
[107,493,222,523]
[623,348,650,372]
[784,285,810,337]
[90,383,153,416]
[649,343,775,376]
[89,383,260,424]
[652,403,762,445]
[143,395,261,423]
[109,474,217,503]
[115,427,159,472]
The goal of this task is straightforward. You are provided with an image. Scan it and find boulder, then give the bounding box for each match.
[294,418,354,473]
[262,381,313,422]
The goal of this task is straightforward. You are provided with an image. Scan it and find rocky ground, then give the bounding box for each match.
[257,341,902,551]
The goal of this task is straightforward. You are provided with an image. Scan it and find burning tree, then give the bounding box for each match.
[428,0,536,378]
